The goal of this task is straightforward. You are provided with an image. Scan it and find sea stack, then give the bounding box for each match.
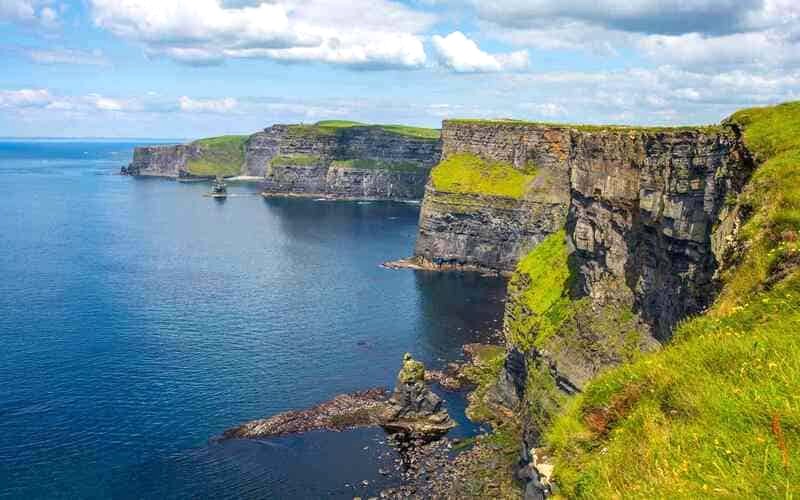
[380,353,456,439]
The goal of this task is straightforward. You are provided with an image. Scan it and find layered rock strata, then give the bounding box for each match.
[127,144,194,178]
[129,124,442,200]
[413,122,572,273]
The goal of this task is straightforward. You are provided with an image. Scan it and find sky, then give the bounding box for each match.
[0,0,798,138]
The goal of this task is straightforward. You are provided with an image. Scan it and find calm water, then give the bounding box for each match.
[0,141,507,499]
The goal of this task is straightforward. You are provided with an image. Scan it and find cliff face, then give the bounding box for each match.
[130,123,441,200]
[448,122,757,497]
[413,122,572,273]
[128,144,191,177]
[418,122,751,335]
[567,128,752,340]
[258,125,441,200]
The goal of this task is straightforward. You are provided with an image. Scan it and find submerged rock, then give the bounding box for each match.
[379,353,456,439]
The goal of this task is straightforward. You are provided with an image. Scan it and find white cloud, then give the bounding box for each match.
[179,96,238,113]
[92,95,125,111]
[638,28,800,72]
[89,0,433,69]
[0,88,52,107]
[431,31,528,73]
[473,0,800,74]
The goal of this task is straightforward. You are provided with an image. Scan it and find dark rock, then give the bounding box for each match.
[379,354,456,439]
[221,388,389,439]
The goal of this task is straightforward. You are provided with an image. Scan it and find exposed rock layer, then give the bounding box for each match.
[414,122,572,273]
[130,125,441,200]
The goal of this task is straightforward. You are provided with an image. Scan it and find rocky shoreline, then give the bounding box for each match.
[219,347,515,497]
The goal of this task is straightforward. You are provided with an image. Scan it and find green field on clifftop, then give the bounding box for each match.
[430,153,537,199]
[288,121,440,140]
[186,135,247,176]
[542,102,800,498]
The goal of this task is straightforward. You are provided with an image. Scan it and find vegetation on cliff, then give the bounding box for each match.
[269,153,323,167]
[330,158,426,172]
[430,153,538,200]
[288,120,441,140]
[445,118,725,135]
[504,230,572,351]
[542,101,800,498]
[186,135,247,176]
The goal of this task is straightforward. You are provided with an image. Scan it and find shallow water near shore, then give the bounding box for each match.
[0,141,506,499]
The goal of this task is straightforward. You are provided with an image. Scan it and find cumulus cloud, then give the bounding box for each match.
[431,31,528,73]
[472,0,800,74]
[89,0,433,69]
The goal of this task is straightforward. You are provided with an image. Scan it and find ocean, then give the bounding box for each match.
[0,140,506,499]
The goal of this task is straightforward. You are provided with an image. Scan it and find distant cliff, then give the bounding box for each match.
[257,123,441,200]
[127,121,442,201]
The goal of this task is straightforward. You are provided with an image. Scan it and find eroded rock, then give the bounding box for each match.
[379,354,456,439]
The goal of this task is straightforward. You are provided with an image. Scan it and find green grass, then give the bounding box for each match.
[543,100,800,498]
[728,101,800,161]
[505,230,574,350]
[377,124,441,140]
[546,275,800,499]
[330,158,426,172]
[287,121,440,140]
[462,345,507,423]
[269,154,323,167]
[445,119,725,134]
[313,120,365,128]
[186,135,247,176]
[430,153,538,199]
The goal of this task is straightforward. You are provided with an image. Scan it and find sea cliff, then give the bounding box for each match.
[127,121,442,201]
[451,103,799,499]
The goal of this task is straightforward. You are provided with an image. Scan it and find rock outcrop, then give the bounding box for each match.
[412,122,572,274]
[127,144,193,178]
[380,353,456,439]
[222,354,454,442]
[567,128,753,340]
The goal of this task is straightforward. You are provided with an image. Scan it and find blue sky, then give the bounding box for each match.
[0,0,798,138]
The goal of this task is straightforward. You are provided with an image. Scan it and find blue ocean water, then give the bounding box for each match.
[0,141,507,499]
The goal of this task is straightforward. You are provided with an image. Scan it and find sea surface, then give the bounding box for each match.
[0,140,507,499]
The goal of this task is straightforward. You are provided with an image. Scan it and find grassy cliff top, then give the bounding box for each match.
[543,101,800,498]
[444,118,725,134]
[430,153,538,199]
[186,135,247,176]
[288,121,440,140]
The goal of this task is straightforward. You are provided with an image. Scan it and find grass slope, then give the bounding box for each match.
[288,121,440,140]
[505,230,573,351]
[545,101,800,498]
[186,135,247,176]
[430,153,538,200]
[445,119,724,134]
